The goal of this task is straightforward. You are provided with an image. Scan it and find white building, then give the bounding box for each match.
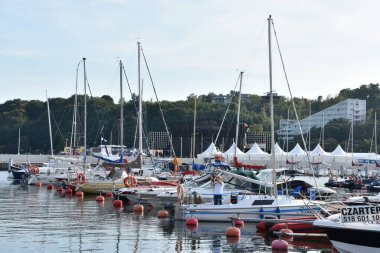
[278,99,366,138]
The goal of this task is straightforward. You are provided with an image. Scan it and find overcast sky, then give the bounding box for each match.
[1,0,379,103]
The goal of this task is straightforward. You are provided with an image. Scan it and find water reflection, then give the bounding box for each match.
[1,172,336,253]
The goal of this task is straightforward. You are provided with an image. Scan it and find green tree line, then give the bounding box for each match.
[0,83,379,156]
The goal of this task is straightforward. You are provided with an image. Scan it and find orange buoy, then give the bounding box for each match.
[57,186,63,192]
[234,219,245,228]
[96,195,105,202]
[279,228,293,234]
[76,191,84,197]
[226,236,240,244]
[36,182,42,187]
[157,209,169,219]
[226,227,240,237]
[272,239,289,250]
[133,204,144,212]
[134,209,144,216]
[186,218,198,226]
[105,192,113,197]
[113,199,123,208]
[65,188,73,195]
[47,184,54,190]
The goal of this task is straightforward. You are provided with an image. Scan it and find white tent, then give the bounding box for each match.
[273,143,288,163]
[310,143,330,164]
[246,142,270,161]
[223,143,248,160]
[287,143,306,163]
[329,145,350,164]
[197,142,218,159]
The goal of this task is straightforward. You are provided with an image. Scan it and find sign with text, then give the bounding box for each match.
[341,206,380,223]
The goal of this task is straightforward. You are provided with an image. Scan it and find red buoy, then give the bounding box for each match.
[76,191,84,197]
[133,204,144,212]
[234,219,245,228]
[105,192,113,197]
[36,182,42,187]
[226,227,240,237]
[157,209,169,219]
[113,199,123,208]
[186,218,198,226]
[272,239,289,250]
[95,195,105,202]
[65,188,73,195]
[57,186,63,192]
[47,184,54,190]
[186,224,198,232]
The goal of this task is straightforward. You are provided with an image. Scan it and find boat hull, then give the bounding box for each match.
[80,181,126,194]
[182,196,321,222]
[314,219,380,253]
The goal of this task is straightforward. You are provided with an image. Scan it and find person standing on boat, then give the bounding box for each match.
[213,175,224,205]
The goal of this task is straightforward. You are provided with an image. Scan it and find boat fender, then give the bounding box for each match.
[177,184,184,204]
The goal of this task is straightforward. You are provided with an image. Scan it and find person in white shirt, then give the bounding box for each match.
[213,175,224,205]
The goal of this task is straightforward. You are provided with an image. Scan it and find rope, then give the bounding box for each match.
[214,74,242,147]
[140,46,176,158]
[122,63,150,152]
[271,19,320,194]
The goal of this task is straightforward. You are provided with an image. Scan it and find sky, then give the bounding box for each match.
[1,0,380,103]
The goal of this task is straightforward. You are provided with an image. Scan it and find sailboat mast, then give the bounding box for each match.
[18,128,20,155]
[120,60,124,155]
[46,91,54,156]
[234,71,243,159]
[351,102,354,154]
[71,62,80,154]
[138,42,143,170]
[322,113,325,149]
[375,112,378,154]
[268,15,277,197]
[193,95,197,159]
[83,57,87,169]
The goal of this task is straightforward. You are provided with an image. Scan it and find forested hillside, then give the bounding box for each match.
[0,83,379,156]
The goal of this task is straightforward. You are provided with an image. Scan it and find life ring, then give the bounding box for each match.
[176,184,184,204]
[77,173,86,184]
[32,166,39,175]
[123,176,137,188]
[28,165,39,175]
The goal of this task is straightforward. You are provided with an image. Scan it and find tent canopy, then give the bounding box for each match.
[197,142,218,159]
[224,143,248,159]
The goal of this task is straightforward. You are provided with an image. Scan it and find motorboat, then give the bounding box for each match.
[181,194,323,222]
[313,207,380,253]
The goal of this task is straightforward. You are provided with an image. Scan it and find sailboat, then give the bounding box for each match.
[79,60,131,194]
[180,16,324,222]
[28,90,82,185]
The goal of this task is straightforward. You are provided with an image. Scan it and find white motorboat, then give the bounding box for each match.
[313,206,380,253]
[182,194,322,222]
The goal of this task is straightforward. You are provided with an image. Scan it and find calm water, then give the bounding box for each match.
[0,171,335,253]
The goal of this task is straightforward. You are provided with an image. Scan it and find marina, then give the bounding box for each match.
[0,171,338,253]
[1,2,380,253]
